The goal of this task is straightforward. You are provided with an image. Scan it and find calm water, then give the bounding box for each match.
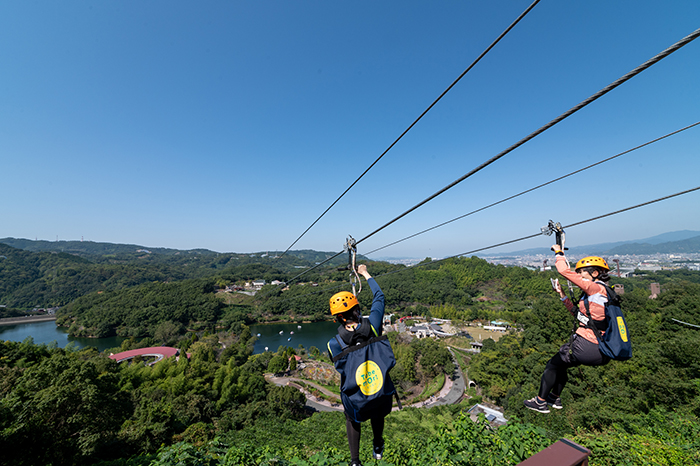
[0,319,340,355]
[0,320,126,352]
[250,321,340,355]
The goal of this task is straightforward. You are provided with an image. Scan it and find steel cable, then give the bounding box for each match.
[270,185,700,303]
[363,121,700,256]
[277,0,542,258]
[355,28,700,248]
[282,28,700,285]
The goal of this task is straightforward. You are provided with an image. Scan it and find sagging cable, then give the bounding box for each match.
[276,0,542,259]
[363,121,700,257]
[356,28,700,248]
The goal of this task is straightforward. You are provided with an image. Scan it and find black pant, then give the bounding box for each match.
[344,395,391,464]
[538,334,610,400]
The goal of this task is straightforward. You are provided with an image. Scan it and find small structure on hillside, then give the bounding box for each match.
[467,403,507,426]
[410,325,430,339]
[408,320,457,339]
[469,341,483,353]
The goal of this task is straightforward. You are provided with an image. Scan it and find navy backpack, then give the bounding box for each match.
[331,321,397,423]
[583,283,632,361]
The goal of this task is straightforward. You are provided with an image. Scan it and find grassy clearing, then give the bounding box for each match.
[419,372,445,398]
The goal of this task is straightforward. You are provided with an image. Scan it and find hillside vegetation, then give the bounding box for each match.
[2,240,700,464]
[0,241,347,309]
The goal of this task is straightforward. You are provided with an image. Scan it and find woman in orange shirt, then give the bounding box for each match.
[524,245,611,413]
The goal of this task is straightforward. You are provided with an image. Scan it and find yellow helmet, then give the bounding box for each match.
[329,291,359,315]
[575,256,609,271]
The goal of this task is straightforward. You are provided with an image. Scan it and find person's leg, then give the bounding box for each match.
[369,395,392,459]
[550,355,569,400]
[370,415,384,446]
[538,336,606,410]
[538,345,577,400]
[345,411,361,465]
[526,343,578,413]
[370,415,385,459]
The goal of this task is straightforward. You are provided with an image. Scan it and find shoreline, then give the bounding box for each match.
[0,315,57,327]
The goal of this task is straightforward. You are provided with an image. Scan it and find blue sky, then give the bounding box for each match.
[1,1,699,259]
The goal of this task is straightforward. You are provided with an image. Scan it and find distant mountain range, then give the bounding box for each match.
[3,232,699,263]
[0,237,360,265]
[484,230,700,257]
[0,237,213,256]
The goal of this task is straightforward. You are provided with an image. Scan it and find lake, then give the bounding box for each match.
[250,321,340,355]
[0,319,342,355]
[0,320,126,352]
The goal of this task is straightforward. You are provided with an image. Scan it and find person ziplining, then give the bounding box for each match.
[327,264,397,466]
[524,226,632,413]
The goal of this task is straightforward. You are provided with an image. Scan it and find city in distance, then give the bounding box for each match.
[4,230,700,270]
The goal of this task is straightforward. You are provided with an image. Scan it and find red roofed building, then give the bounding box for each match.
[108,346,186,366]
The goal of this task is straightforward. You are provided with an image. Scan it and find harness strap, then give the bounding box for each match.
[394,391,403,410]
[335,335,348,351]
[583,298,609,331]
[582,282,618,345]
[332,334,389,363]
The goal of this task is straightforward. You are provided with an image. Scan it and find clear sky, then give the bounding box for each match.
[2,1,699,259]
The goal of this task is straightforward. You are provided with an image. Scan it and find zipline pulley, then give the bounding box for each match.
[344,235,361,297]
[542,220,575,299]
[541,220,567,251]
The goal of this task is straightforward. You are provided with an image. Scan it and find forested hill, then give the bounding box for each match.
[491,230,700,256]
[1,253,699,464]
[0,242,190,308]
[0,237,361,265]
[606,235,700,254]
[0,241,349,309]
[0,237,208,256]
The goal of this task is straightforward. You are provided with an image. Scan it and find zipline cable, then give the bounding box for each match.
[672,318,700,329]
[283,28,700,285]
[285,250,346,286]
[363,121,700,256]
[270,185,700,303]
[355,28,700,248]
[562,186,700,231]
[277,0,542,259]
[368,185,700,282]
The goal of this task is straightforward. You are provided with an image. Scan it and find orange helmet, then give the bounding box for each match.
[329,291,359,315]
[575,256,609,271]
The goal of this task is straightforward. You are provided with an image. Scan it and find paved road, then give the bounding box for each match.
[266,375,344,412]
[266,345,467,412]
[0,315,57,327]
[425,347,467,407]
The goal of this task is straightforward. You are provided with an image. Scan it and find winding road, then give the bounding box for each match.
[266,344,467,412]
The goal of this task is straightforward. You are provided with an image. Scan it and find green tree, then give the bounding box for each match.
[267,354,287,375]
[0,351,129,465]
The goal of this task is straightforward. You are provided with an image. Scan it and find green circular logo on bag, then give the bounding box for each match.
[356,360,383,396]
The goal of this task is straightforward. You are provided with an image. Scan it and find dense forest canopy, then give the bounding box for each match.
[2,239,700,464]
[0,242,351,309]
